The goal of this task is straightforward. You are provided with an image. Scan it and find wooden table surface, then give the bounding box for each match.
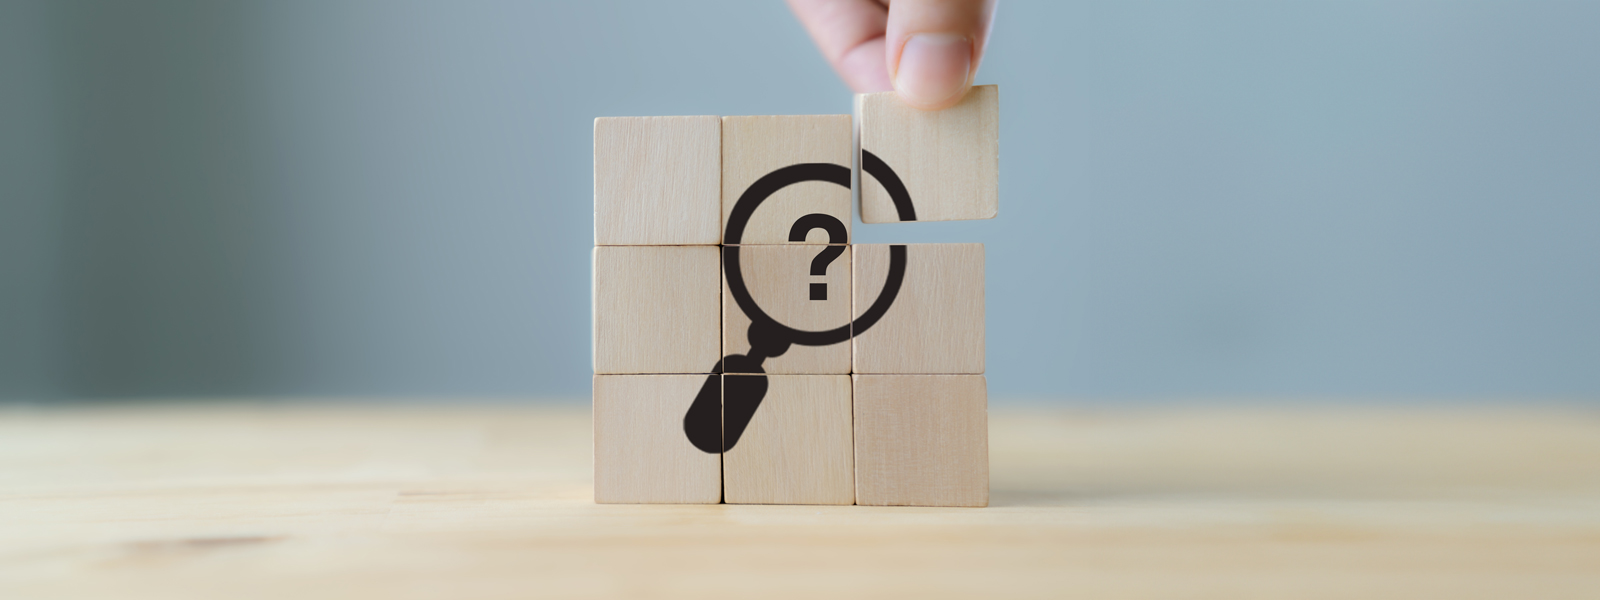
[3,402,1598,599]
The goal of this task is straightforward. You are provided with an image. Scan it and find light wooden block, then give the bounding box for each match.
[721,115,852,245]
[852,243,984,374]
[594,116,721,245]
[723,374,853,505]
[723,245,850,374]
[852,374,988,507]
[593,246,720,374]
[856,85,998,223]
[593,375,721,504]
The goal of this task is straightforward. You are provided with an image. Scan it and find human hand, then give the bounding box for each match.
[788,0,996,110]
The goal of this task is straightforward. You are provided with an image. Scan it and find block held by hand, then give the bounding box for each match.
[856,85,999,223]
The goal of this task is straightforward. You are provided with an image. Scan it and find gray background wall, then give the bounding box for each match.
[2,0,1597,402]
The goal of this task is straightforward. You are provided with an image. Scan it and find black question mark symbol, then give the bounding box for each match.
[787,214,848,301]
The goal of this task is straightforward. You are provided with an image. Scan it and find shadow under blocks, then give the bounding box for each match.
[592,87,998,507]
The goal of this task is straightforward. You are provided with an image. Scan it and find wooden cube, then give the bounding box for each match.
[853,374,988,507]
[593,375,722,504]
[723,374,853,505]
[593,246,720,374]
[856,85,998,223]
[723,245,850,374]
[852,243,984,374]
[721,115,852,245]
[594,116,721,245]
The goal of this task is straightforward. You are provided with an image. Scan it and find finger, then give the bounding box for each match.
[885,0,996,110]
[787,0,893,92]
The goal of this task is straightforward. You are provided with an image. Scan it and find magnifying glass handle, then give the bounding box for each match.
[681,355,768,454]
[722,371,767,451]
[682,369,723,454]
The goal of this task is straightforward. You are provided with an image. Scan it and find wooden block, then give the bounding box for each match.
[593,375,721,504]
[852,243,984,374]
[723,374,853,505]
[593,246,720,374]
[721,115,852,245]
[723,245,851,374]
[856,85,998,223]
[594,116,721,245]
[852,374,988,507]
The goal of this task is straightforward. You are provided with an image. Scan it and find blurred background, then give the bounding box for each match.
[1,0,1596,404]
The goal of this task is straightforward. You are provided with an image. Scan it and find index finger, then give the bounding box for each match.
[787,0,893,93]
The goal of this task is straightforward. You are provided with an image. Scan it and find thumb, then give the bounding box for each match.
[886,0,996,110]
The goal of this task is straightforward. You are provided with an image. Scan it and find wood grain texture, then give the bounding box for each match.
[853,375,989,507]
[4,403,1599,598]
[593,375,720,503]
[856,85,998,223]
[721,115,852,244]
[724,245,851,373]
[594,116,721,245]
[723,375,854,505]
[593,246,720,374]
[852,244,984,374]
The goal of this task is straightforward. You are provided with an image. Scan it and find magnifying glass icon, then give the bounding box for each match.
[684,152,916,453]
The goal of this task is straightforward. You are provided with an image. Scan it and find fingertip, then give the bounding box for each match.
[891,33,972,110]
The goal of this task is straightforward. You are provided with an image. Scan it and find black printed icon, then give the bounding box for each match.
[683,152,916,454]
[789,214,847,301]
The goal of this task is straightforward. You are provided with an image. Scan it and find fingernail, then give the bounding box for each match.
[893,33,972,109]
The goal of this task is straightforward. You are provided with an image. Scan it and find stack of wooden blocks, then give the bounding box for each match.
[593,86,998,507]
